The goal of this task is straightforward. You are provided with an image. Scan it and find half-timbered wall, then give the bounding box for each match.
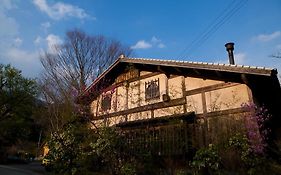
[90,70,252,126]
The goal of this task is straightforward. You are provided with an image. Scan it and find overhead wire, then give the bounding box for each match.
[184,0,247,57]
[177,0,248,60]
[176,0,236,59]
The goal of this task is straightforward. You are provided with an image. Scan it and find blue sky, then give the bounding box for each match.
[1,0,281,78]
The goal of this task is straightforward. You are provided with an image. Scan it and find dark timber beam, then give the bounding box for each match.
[95,97,186,120]
[174,67,182,73]
[193,68,201,75]
[215,70,222,78]
[241,74,249,85]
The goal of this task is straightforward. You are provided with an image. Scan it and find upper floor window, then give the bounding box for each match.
[101,94,112,111]
[145,78,160,100]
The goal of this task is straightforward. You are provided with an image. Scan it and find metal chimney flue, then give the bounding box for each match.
[225,42,235,65]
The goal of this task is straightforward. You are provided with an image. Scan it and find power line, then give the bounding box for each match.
[185,0,247,57]
[177,0,248,60]
[176,0,236,59]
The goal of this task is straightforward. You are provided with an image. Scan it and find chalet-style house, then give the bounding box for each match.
[78,43,281,156]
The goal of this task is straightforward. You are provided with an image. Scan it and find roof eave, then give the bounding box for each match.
[120,58,276,77]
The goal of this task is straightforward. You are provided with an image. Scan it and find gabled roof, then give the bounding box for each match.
[77,56,278,103]
[121,57,277,76]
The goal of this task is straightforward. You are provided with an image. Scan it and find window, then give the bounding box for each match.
[145,78,160,100]
[101,94,112,111]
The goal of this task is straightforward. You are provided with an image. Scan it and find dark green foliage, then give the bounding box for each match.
[190,133,280,175]
[0,64,37,121]
[223,133,267,175]
[89,126,137,175]
[0,64,39,162]
[45,119,94,174]
[44,102,281,174]
[45,123,281,175]
[46,123,138,175]
[191,144,221,175]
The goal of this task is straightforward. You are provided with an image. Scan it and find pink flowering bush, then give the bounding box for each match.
[191,103,273,174]
[242,103,271,155]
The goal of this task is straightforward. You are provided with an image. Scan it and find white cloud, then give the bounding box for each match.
[34,36,42,45]
[131,36,166,50]
[151,36,166,48]
[5,48,38,63]
[276,44,281,50]
[157,43,166,48]
[41,21,51,30]
[0,47,41,77]
[0,0,17,10]
[254,31,281,42]
[0,0,18,38]
[46,34,62,53]
[13,37,22,47]
[131,40,152,49]
[151,36,161,43]
[32,0,92,20]
[0,11,19,38]
[0,1,41,77]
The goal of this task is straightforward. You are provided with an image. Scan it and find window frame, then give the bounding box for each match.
[101,93,112,111]
[145,78,160,101]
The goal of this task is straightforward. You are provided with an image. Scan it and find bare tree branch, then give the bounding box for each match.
[39,29,133,133]
[270,52,281,59]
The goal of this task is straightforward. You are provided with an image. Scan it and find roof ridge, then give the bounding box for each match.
[123,57,274,71]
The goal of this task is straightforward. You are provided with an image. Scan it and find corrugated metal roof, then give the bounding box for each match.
[121,57,276,76]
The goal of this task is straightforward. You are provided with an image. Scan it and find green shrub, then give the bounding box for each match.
[191,144,221,175]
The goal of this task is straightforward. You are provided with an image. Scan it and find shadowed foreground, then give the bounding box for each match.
[0,162,46,175]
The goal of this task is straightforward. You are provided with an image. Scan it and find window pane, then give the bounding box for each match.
[145,79,160,100]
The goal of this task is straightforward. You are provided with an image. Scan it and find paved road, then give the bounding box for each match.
[0,165,37,175]
[0,162,46,175]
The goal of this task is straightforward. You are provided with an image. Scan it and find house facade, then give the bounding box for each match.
[86,58,253,126]
[78,49,281,154]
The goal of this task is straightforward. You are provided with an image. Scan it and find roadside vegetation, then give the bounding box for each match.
[0,64,41,163]
[42,103,281,175]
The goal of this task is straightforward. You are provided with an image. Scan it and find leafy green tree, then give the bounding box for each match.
[0,64,38,161]
[0,64,37,120]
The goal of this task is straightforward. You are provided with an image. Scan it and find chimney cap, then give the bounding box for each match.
[225,42,234,51]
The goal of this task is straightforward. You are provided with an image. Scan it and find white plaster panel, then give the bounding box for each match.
[168,76,183,99]
[186,94,203,114]
[185,77,224,90]
[153,105,184,118]
[128,81,140,109]
[205,84,250,112]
